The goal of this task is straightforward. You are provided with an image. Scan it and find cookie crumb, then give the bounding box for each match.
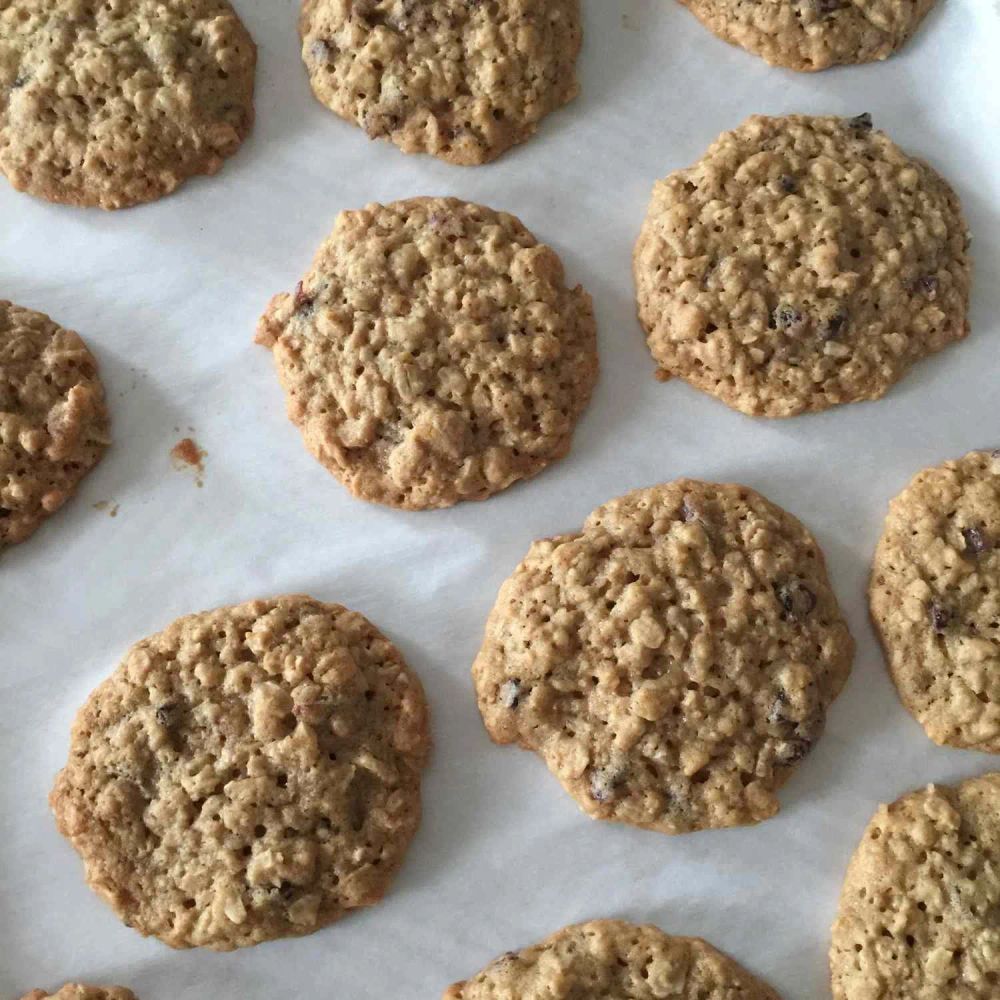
[171,437,206,487]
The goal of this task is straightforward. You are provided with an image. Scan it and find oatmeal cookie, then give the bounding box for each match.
[444,919,782,999]
[830,774,1000,1000]
[871,450,1000,751]
[1,301,110,550]
[678,0,936,72]
[0,0,256,209]
[634,114,971,417]
[51,595,431,950]
[299,0,581,164]
[21,988,136,1000]
[473,480,854,833]
[257,197,598,509]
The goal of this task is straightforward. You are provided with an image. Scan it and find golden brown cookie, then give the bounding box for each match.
[257,197,598,510]
[1,301,110,550]
[634,114,971,417]
[0,0,256,209]
[829,774,1000,1000]
[473,480,854,833]
[871,450,1000,751]
[21,987,136,1000]
[299,0,581,164]
[444,919,783,999]
[51,595,431,951]
[678,0,936,72]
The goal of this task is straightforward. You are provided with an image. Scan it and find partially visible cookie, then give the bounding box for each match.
[1,301,110,549]
[21,987,136,1000]
[830,774,1000,1000]
[634,114,971,417]
[473,480,854,833]
[444,919,783,999]
[678,0,936,72]
[871,450,1000,751]
[298,0,581,164]
[257,197,598,510]
[0,0,256,209]
[51,595,431,951]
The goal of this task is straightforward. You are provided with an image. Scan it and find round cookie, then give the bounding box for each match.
[829,774,1000,1000]
[870,450,1000,751]
[677,0,936,72]
[21,988,136,1000]
[444,919,783,999]
[256,197,598,510]
[1,301,110,550]
[298,0,581,165]
[0,0,256,209]
[634,113,971,417]
[50,595,431,951]
[473,479,854,833]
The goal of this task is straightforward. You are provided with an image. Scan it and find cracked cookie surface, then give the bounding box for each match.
[257,197,598,510]
[0,0,256,209]
[1,301,110,550]
[299,0,581,164]
[678,0,936,71]
[473,480,854,833]
[21,988,136,1000]
[634,114,970,417]
[51,595,431,951]
[830,774,1000,1000]
[444,919,782,999]
[871,450,1000,751]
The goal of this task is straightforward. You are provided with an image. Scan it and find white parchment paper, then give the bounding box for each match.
[2,2,1000,996]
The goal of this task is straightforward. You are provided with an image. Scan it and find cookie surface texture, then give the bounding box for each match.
[21,988,137,1000]
[51,595,431,951]
[257,197,598,510]
[473,480,854,833]
[634,113,971,417]
[0,0,256,209]
[678,0,936,72]
[299,0,581,164]
[871,450,1000,751]
[444,919,783,999]
[830,773,1000,1000]
[1,301,110,549]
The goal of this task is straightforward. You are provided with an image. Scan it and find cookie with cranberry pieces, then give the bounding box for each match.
[634,114,971,416]
[871,450,1000,751]
[1,301,110,550]
[473,480,854,833]
[51,595,430,950]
